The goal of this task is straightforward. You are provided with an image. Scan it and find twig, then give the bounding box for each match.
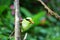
[9,30,14,39]
[38,0,60,19]
[23,33,28,40]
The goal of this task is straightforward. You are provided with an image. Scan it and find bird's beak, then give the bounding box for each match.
[29,19,34,24]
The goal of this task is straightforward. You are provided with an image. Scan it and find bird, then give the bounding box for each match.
[21,17,34,32]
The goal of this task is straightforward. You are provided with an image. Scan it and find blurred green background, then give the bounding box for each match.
[0,0,60,40]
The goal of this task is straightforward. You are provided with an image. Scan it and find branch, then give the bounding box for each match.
[38,0,60,19]
[9,30,14,39]
[23,33,28,40]
[15,0,21,40]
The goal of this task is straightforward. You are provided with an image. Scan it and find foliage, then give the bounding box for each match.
[0,0,60,40]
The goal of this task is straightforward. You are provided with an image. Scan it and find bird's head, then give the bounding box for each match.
[26,17,34,24]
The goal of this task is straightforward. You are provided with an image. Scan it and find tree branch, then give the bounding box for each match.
[38,0,60,19]
[15,0,21,40]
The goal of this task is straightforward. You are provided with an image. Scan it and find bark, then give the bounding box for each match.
[38,0,60,19]
[15,0,21,40]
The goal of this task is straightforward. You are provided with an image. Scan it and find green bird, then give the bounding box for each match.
[21,17,34,32]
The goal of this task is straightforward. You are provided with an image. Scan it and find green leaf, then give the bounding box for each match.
[48,16,57,23]
[20,7,32,17]
[32,11,46,25]
[0,0,11,6]
[0,35,8,40]
[0,0,12,15]
[0,6,8,15]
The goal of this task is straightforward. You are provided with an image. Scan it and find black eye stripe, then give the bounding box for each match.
[26,19,30,21]
[26,19,31,23]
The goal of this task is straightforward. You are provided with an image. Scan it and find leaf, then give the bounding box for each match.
[0,5,8,15]
[0,0,11,6]
[20,7,32,17]
[27,34,37,40]
[48,16,57,23]
[0,35,8,40]
[32,11,46,25]
[0,0,12,15]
